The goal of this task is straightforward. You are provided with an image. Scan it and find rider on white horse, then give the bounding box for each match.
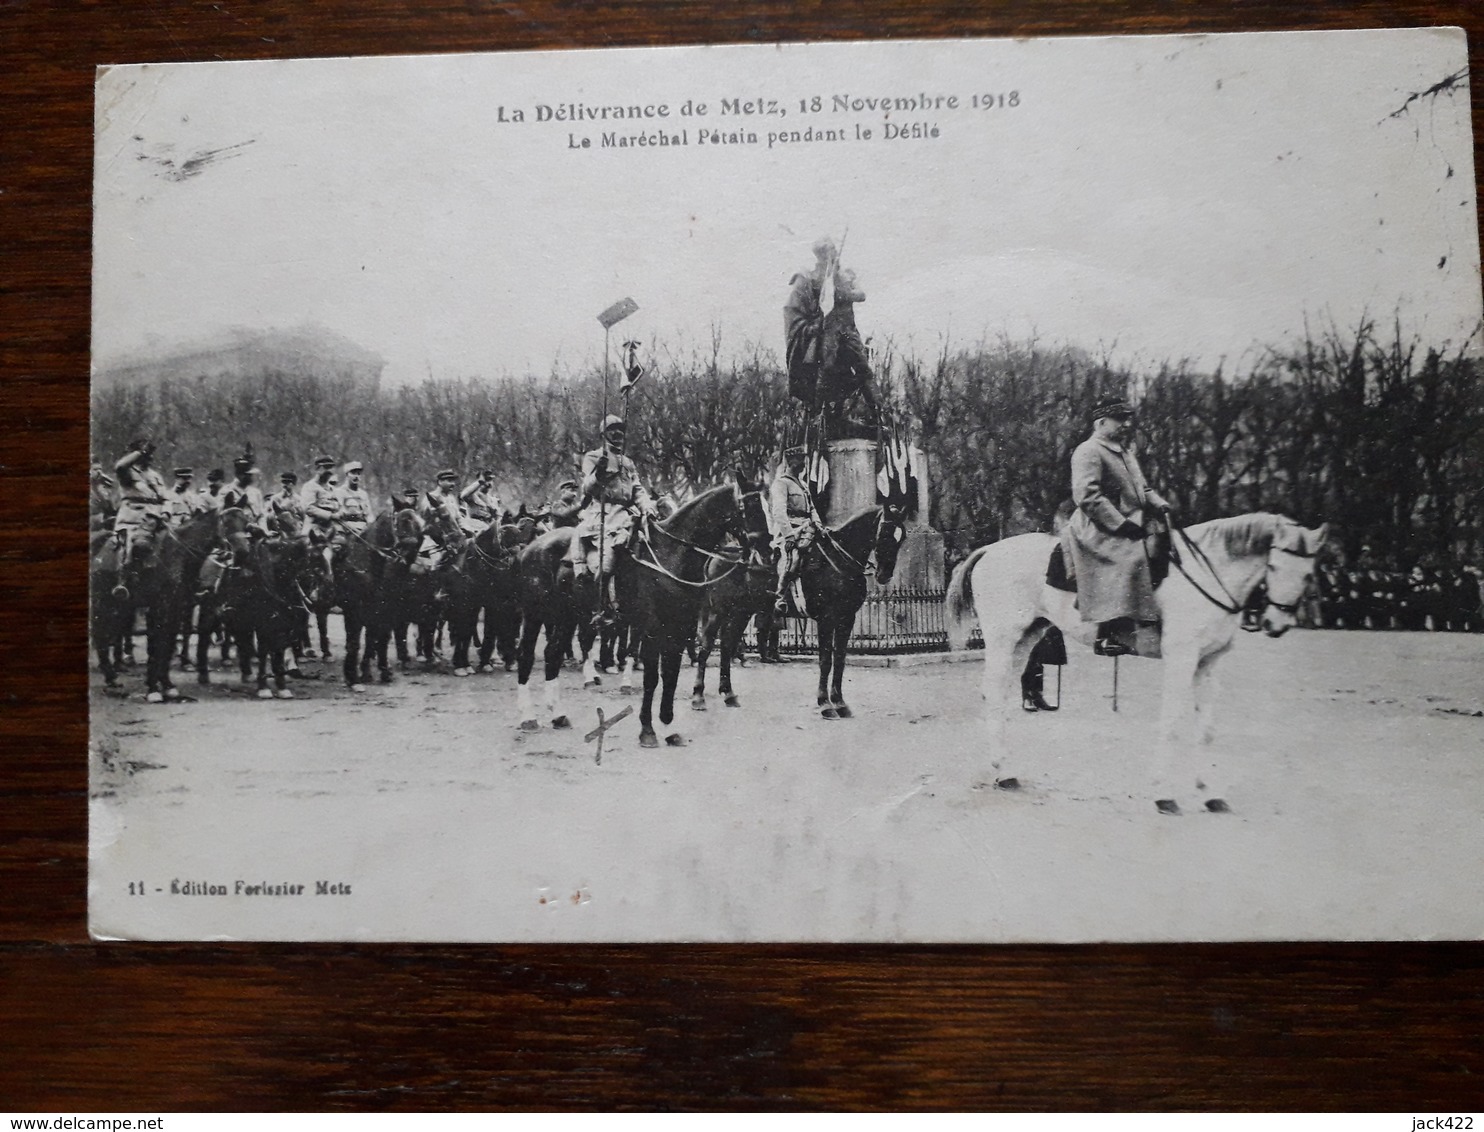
[1065,395,1176,657]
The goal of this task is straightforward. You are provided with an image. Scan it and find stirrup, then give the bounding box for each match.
[1093,637,1132,658]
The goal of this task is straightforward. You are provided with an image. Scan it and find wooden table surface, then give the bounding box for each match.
[4,0,1482,1111]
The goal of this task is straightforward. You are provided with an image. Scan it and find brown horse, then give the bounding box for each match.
[335,507,424,690]
[512,482,770,742]
[197,509,316,699]
[91,512,216,701]
[615,481,772,747]
[689,542,779,711]
[800,504,906,719]
[449,520,533,676]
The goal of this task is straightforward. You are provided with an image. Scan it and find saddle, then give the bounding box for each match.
[574,505,636,575]
[1045,523,1173,594]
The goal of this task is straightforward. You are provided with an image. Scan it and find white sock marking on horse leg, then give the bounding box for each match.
[621,656,635,690]
[544,674,563,716]
[582,654,597,685]
[517,680,535,722]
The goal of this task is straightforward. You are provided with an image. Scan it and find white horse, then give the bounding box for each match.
[945,512,1327,813]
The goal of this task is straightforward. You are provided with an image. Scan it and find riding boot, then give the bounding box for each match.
[1021,660,1057,712]
[592,573,618,630]
[1093,618,1135,657]
[775,551,798,614]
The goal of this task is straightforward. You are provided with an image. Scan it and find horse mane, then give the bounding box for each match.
[1191,512,1284,559]
[664,483,734,526]
[829,505,880,535]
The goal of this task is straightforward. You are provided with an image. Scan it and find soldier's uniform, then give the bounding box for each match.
[89,464,117,533]
[165,469,202,525]
[549,480,582,529]
[221,477,266,519]
[198,471,227,516]
[571,416,656,579]
[768,450,819,606]
[422,472,469,543]
[334,462,372,534]
[269,473,307,537]
[1064,396,1173,655]
[113,444,169,556]
[459,473,501,527]
[300,457,342,545]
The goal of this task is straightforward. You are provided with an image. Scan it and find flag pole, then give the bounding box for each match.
[594,297,639,614]
[599,323,610,601]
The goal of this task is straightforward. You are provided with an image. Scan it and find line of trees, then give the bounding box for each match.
[93,316,1484,566]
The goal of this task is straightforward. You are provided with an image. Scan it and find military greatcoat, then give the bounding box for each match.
[1065,435,1170,623]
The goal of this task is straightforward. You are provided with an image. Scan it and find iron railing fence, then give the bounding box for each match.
[743,588,984,655]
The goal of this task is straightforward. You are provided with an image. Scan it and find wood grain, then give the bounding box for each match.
[3,0,1482,1110]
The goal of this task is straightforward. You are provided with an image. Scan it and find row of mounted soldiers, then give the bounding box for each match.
[90,440,585,560]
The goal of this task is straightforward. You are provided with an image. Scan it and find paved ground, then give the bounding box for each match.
[89,624,1484,942]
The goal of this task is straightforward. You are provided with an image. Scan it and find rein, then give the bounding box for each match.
[1169,524,1317,616]
[626,491,768,590]
[1168,526,1245,614]
[160,520,213,562]
[467,531,513,571]
[631,522,745,590]
[646,516,745,565]
[339,518,417,565]
[813,508,897,579]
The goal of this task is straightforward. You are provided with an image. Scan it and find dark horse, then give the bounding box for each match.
[446,521,527,677]
[512,482,770,743]
[689,542,779,711]
[616,482,771,747]
[336,507,425,690]
[800,504,906,719]
[198,508,319,698]
[90,513,215,701]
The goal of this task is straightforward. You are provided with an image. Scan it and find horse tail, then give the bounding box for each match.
[945,545,990,652]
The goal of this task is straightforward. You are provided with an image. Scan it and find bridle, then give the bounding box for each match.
[630,486,770,590]
[1169,523,1317,617]
[1261,544,1320,615]
[815,505,905,579]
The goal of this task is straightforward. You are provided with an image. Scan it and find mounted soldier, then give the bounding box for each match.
[422,469,470,547]
[459,468,501,528]
[113,438,169,566]
[768,445,821,613]
[89,462,117,533]
[549,479,582,529]
[220,453,266,523]
[334,461,372,534]
[164,467,202,525]
[198,468,227,516]
[570,415,657,620]
[299,454,343,554]
[1064,395,1175,656]
[269,470,307,536]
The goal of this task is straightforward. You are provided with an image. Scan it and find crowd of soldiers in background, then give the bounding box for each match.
[89,451,586,550]
[1293,554,1484,633]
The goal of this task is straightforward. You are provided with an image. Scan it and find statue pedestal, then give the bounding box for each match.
[820,439,943,592]
[819,439,878,523]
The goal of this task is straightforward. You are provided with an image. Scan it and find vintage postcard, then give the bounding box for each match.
[89,30,1484,941]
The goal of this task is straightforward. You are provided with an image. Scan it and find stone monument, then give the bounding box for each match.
[818,438,944,592]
